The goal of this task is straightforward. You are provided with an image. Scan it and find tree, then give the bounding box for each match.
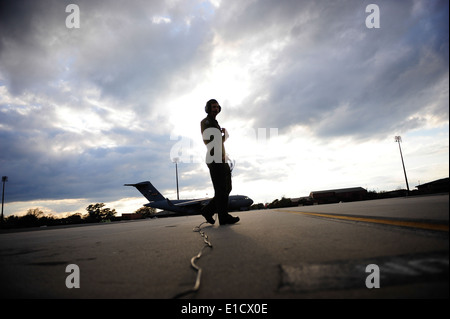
[135,206,157,218]
[18,208,52,227]
[26,208,44,218]
[64,213,83,225]
[21,208,44,226]
[85,203,117,222]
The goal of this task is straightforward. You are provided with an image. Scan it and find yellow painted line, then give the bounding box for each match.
[279,210,449,232]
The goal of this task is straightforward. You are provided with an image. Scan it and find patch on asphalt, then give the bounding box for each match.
[279,251,448,292]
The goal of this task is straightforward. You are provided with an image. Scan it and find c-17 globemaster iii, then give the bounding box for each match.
[125,181,253,216]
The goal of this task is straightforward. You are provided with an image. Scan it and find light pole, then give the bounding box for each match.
[173,158,179,200]
[1,176,7,223]
[394,136,410,194]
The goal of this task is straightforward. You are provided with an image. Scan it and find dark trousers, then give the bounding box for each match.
[203,163,232,217]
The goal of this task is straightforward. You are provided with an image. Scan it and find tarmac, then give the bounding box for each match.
[0,194,448,300]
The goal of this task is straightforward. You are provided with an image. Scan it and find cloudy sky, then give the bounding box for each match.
[1,0,448,217]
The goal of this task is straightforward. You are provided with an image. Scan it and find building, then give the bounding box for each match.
[310,187,367,204]
[121,213,143,220]
[416,178,449,194]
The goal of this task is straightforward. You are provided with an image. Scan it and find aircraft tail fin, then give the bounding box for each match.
[124,181,165,202]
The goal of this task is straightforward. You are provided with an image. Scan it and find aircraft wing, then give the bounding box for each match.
[173,198,210,207]
[144,197,210,215]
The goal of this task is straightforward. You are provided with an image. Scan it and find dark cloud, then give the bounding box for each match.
[71,4,214,108]
[0,0,215,105]
[223,0,449,139]
[0,124,175,202]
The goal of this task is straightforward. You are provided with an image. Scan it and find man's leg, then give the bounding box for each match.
[201,198,215,224]
[201,164,218,224]
[224,162,232,196]
[203,164,217,216]
[208,163,227,214]
[216,163,239,225]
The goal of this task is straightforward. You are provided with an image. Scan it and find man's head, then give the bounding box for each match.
[205,99,221,117]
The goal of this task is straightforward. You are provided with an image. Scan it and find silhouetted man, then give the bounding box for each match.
[200,99,240,225]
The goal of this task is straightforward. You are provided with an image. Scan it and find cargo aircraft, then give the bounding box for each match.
[125,181,253,216]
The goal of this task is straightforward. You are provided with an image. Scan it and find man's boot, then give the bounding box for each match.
[219,213,240,225]
[201,207,215,224]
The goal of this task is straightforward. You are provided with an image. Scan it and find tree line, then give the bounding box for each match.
[1,203,156,229]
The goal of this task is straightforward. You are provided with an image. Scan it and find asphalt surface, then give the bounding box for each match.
[0,194,448,299]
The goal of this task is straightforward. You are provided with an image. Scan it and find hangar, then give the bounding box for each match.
[310,187,367,204]
[416,178,449,194]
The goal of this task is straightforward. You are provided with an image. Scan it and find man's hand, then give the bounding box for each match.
[221,128,229,141]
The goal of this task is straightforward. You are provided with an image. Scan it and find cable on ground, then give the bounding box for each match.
[173,221,213,299]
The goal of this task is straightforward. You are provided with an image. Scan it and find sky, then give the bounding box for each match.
[0,0,448,217]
